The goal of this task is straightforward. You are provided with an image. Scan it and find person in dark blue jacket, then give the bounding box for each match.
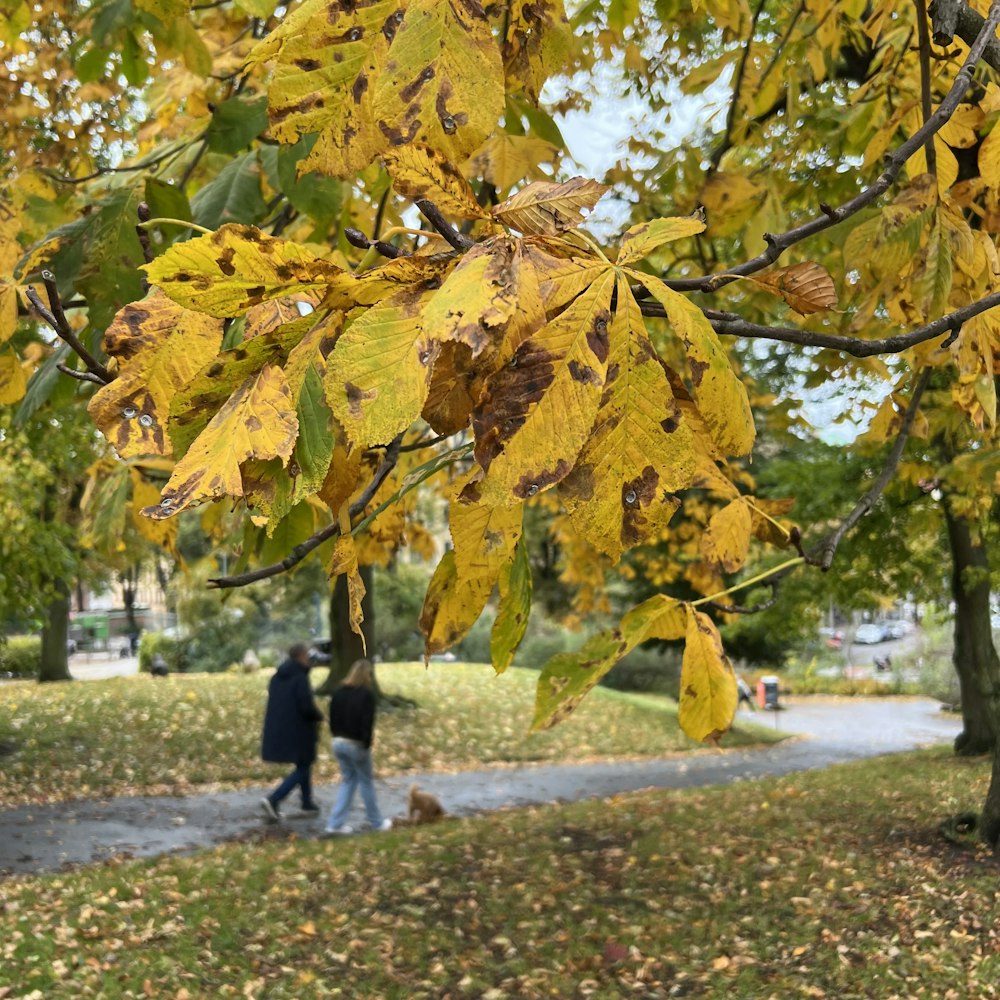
[260,642,324,822]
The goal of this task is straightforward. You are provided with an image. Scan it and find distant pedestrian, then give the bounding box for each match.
[324,658,392,835]
[260,642,324,822]
[737,675,755,710]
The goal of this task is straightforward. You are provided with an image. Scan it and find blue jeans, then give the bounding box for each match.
[327,739,382,828]
[269,761,316,810]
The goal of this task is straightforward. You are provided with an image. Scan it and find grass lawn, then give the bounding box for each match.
[0,663,779,808]
[0,749,996,998]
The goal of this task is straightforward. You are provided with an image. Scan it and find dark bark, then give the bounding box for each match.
[314,565,377,697]
[943,504,1000,755]
[121,565,140,638]
[982,743,1000,851]
[38,580,72,683]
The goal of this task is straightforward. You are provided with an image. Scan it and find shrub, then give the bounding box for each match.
[138,632,190,674]
[601,644,683,695]
[0,636,40,677]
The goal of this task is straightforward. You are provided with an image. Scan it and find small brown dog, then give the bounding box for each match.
[393,784,445,827]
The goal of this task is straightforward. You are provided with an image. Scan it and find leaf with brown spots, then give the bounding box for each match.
[532,593,687,730]
[475,268,615,505]
[251,0,503,179]
[678,607,737,744]
[325,284,439,448]
[144,224,349,317]
[420,341,485,435]
[700,496,753,573]
[383,142,486,220]
[561,275,697,562]
[749,261,839,315]
[168,318,314,458]
[492,177,608,236]
[88,290,223,459]
[142,363,299,519]
[422,236,520,357]
[631,271,756,458]
[502,0,574,102]
[243,293,323,341]
[419,549,485,656]
[492,533,531,674]
[615,213,706,267]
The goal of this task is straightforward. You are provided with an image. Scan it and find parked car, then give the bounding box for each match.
[67,638,77,655]
[886,620,911,639]
[855,623,886,644]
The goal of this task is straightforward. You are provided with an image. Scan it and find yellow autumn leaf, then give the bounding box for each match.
[502,0,574,101]
[382,143,486,220]
[421,237,520,357]
[88,290,224,458]
[750,261,839,315]
[465,132,558,193]
[142,364,298,519]
[330,530,366,651]
[419,550,485,656]
[476,269,615,505]
[615,213,706,267]
[980,120,1000,191]
[701,497,753,573]
[325,285,437,448]
[492,177,608,236]
[144,224,348,317]
[252,0,503,179]
[631,271,756,457]
[561,275,697,562]
[0,235,23,343]
[532,594,687,730]
[450,472,523,592]
[0,350,26,405]
[129,468,178,555]
[699,172,765,238]
[678,608,737,744]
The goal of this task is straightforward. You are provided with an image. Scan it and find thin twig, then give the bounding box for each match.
[710,0,766,167]
[915,0,938,176]
[56,363,106,385]
[807,367,932,569]
[415,199,475,251]
[398,432,455,453]
[207,436,405,589]
[27,275,112,383]
[136,202,153,294]
[662,1,1000,292]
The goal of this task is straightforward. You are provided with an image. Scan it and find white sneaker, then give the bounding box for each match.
[323,824,354,836]
[376,819,393,831]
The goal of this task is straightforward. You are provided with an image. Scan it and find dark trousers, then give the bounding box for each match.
[268,760,315,809]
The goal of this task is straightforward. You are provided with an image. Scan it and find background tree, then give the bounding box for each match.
[2,0,999,843]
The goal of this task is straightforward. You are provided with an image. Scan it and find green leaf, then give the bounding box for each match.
[190,153,268,230]
[144,178,193,236]
[491,534,531,674]
[206,96,270,155]
[532,595,686,730]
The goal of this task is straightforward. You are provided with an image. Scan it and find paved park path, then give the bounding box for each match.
[0,696,960,877]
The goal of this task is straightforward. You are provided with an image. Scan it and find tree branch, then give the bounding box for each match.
[807,367,932,569]
[26,274,112,384]
[663,1,1000,293]
[207,436,404,589]
[932,0,1000,67]
[638,289,1000,356]
[416,199,475,251]
[56,363,106,385]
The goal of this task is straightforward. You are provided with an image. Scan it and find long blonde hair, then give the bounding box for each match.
[343,658,374,688]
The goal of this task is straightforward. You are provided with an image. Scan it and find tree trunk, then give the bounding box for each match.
[943,505,1000,755]
[981,742,1000,851]
[314,565,376,697]
[39,581,72,683]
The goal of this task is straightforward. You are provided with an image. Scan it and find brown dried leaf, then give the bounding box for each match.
[750,262,838,315]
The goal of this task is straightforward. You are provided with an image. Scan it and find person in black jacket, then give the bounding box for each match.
[324,658,392,835]
[260,642,324,822]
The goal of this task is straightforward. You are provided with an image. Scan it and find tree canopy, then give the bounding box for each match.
[1,1,999,768]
